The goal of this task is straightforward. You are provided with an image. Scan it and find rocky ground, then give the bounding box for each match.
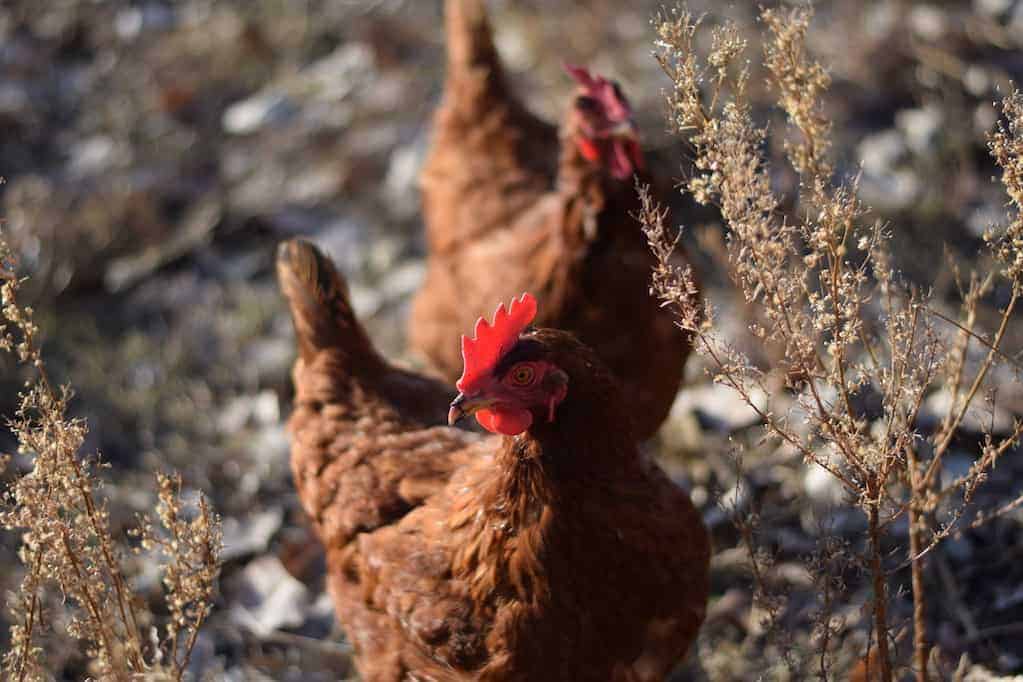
[2,0,1023,679]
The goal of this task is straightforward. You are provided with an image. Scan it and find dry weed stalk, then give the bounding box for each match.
[645,6,1023,681]
[0,235,223,681]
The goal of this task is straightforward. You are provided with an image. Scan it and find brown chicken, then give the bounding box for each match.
[410,0,696,441]
[278,239,710,681]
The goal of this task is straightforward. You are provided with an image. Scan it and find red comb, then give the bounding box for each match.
[564,63,631,122]
[457,293,538,394]
[564,63,601,89]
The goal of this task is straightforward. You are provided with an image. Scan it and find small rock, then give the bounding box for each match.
[966,202,1004,239]
[668,383,767,434]
[997,654,1023,675]
[286,164,346,204]
[963,664,1023,681]
[860,168,920,211]
[975,102,999,136]
[114,3,176,41]
[772,562,814,588]
[719,476,751,514]
[994,583,1023,611]
[921,389,1015,435]
[296,591,337,639]
[803,463,847,507]
[265,206,331,237]
[943,535,973,563]
[0,82,30,118]
[69,135,121,175]
[1012,3,1023,31]
[366,235,404,274]
[229,555,311,636]
[909,5,948,41]
[857,131,919,209]
[223,92,297,135]
[939,452,975,490]
[221,508,284,561]
[776,527,816,554]
[349,281,383,320]
[243,337,296,385]
[709,546,751,573]
[251,390,281,425]
[114,7,144,39]
[963,65,992,97]
[303,43,375,104]
[896,106,943,156]
[300,99,355,132]
[348,122,400,158]
[789,381,839,428]
[864,4,898,40]
[705,587,750,626]
[378,260,426,302]
[362,72,409,113]
[184,629,222,680]
[801,506,866,537]
[384,137,428,219]
[975,0,1015,18]
[307,216,370,276]
[659,406,704,454]
[858,130,907,175]
[690,485,708,509]
[249,423,291,471]
[229,164,286,214]
[492,18,533,71]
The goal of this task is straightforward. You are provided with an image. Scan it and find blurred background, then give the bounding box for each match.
[2,0,1023,679]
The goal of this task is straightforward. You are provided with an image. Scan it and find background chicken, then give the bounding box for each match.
[278,239,710,681]
[409,0,696,441]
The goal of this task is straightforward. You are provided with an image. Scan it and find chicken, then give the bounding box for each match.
[278,239,710,681]
[410,0,696,441]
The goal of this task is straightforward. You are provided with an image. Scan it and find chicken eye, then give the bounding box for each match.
[509,364,536,386]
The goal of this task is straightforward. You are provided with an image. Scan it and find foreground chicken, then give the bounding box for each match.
[410,0,695,441]
[279,239,710,681]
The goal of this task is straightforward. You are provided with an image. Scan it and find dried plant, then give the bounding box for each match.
[0,234,223,681]
[644,6,1023,681]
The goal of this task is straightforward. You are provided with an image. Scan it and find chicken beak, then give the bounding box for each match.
[448,393,495,426]
[610,119,639,140]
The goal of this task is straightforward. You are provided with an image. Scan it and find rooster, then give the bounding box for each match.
[410,0,696,441]
[278,239,710,681]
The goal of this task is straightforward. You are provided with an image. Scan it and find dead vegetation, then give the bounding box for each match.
[643,6,1023,680]
[0,235,223,681]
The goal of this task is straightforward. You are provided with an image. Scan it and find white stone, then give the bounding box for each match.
[229,555,310,636]
[669,382,767,434]
[223,92,295,135]
[909,5,948,41]
[896,106,943,156]
[803,463,847,506]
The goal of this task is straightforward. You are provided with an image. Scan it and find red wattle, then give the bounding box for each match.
[609,139,634,180]
[627,138,644,171]
[476,407,533,436]
[578,137,601,162]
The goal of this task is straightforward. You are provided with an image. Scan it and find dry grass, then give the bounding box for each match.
[643,6,1023,681]
[0,234,223,681]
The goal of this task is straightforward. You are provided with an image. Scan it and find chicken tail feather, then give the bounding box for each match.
[445,0,499,73]
[277,239,376,366]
